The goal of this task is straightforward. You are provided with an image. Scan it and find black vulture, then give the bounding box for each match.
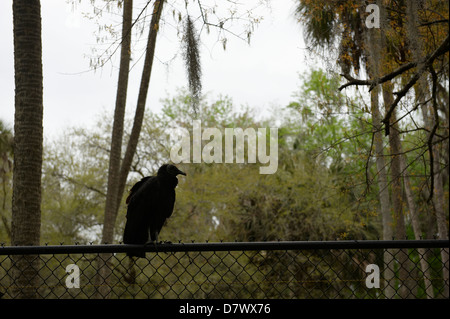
[123,164,186,257]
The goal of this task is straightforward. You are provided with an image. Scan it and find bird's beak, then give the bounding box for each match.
[178,170,187,176]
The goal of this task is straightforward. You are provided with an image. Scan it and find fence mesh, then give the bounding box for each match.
[0,240,448,299]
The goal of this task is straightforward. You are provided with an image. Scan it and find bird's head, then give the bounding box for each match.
[159,164,187,177]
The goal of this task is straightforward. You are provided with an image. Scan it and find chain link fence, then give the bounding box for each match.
[0,240,448,299]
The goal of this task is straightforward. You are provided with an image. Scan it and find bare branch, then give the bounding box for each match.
[382,35,449,135]
[338,61,418,91]
[339,35,449,136]
[53,172,106,197]
[426,65,439,203]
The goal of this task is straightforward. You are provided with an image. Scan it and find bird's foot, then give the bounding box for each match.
[145,240,172,245]
[144,240,157,246]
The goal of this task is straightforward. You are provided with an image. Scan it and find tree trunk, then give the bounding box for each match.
[420,85,449,298]
[419,82,449,298]
[115,0,165,214]
[102,0,133,245]
[364,20,395,299]
[11,0,44,299]
[95,0,133,299]
[370,87,396,299]
[95,0,165,298]
[400,152,434,298]
[406,1,449,298]
[382,82,414,299]
[371,87,397,299]
[431,145,450,298]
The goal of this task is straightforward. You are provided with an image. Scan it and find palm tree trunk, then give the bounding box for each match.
[11,0,44,299]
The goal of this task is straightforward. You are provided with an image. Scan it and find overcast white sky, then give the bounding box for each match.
[0,0,309,139]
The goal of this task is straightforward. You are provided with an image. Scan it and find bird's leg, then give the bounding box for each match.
[144,229,155,246]
[144,230,159,248]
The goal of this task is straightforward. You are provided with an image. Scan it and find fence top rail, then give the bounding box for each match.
[0,239,448,255]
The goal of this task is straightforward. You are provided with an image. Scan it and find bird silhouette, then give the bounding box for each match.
[123,164,186,257]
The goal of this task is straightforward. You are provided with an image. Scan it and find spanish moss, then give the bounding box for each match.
[182,15,202,116]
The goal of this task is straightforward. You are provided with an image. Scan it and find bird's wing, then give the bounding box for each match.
[126,176,153,204]
[123,177,160,244]
[126,176,159,217]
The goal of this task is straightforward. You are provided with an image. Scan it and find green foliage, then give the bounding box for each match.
[227,155,369,242]
[127,77,377,243]
[5,68,381,245]
[0,120,13,243]
[283,69,379,228]
[41,121,112,244]
[5,67,445,297]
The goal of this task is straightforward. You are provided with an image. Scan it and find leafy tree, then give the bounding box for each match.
[38,83,378,244]
[41,124,111,244]
[295,0,449,297]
